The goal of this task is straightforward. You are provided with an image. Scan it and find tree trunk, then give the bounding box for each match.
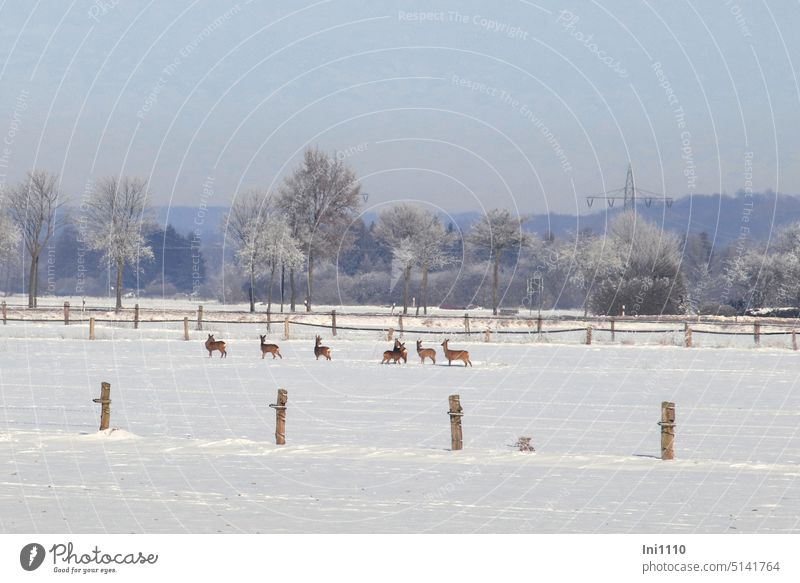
[289,268,296,312]
[306,254,313,312]
[267,265,276,314]
[492,255,499,316]
[421,264,429,315]
[115,258,124,312]
[249,264,255,313]
[402,264,411,315]
[27,252,38,308]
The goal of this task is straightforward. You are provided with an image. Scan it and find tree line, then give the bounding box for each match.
[0,148,794,316]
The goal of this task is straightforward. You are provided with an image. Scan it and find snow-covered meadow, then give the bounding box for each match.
[1,314,799,533]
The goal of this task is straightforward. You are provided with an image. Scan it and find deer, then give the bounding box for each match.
[314,335,332,360]
[416,340,436,365]
[382,340,407,364]
[259,335,282,359]
[205,334,227,358]
[441,339,471,367]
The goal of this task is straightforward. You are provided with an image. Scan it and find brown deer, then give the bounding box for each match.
[205,334,227,358]
[259,335,282,359]
[382,340,407,364]
[314,335,332,360]
[416,340,436,364]
[441,339,471,367]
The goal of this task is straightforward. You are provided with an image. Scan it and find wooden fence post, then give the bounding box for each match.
[331,310,337,336]
[610,318,615,342]
[89,317,95,340]
[448,394,463,451]
[197,305,203,331]
[183,317,190,340]
[266,310,272,334]
[387,327,394,342]
[585,326,593,345]
[793,330,798,351]
[537,316,542,337]
[133,303,139,329]
[398,314,404,337]
[754,321,761,346]
[658,401,676,460]
[1,301,5,325]
[464,313,471,336]
[92,382,112,431]
[269,388,288,445]
[283,317,290,340]
[64,301,70,325]
[684,323,692,348]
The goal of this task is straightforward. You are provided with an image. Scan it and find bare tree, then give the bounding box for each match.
[0,199,21,264]
[8,170,66,307]
[84,176,154,311]
[468,208,531,315]
[278,147,361,312]
[375,204,430,314]
[414,212,456,315]
[224,189,270,313]
[260,214,304,314]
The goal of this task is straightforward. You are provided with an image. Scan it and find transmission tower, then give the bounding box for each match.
[586,163,673,211]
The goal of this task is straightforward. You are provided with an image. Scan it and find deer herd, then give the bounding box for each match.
[203,334,473,366]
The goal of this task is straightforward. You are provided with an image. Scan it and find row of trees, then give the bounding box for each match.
[0,171,154,311]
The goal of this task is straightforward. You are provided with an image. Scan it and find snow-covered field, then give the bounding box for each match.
[1,319,799,533]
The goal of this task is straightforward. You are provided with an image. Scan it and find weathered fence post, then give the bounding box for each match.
[464,313,471,336]
[754,320,761,346]
[183,317,190,340]
[793,330,798,351]
[89,317,96,340]
[331,310,337,336]
[387,327,394,342]
[283,317,290,340]
[610,318,615,342]
[133,303,139,329]
[484,329,491,343]
[398,314,404,337]
[266,309,272,334]
[585,325,593,345]
[269,388,288,445]
[1,301,5,325]
[197,305,203,331]
[63,301,70,325]
[658,401,676,460]
[92,382,112,431]
[448,394,463,451]
[684,323,692,348]
[537,315,542,337]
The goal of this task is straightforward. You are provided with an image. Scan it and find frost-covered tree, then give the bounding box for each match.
[374,204,430,314]
[8,170,65,307]
[278,147,361,312]
[260,215,304,314]
[414,212,456,315]
[0,202,21,263]
[588,211,685,315]
[224,189,270,313]
[84,176,154,311]
[468,208,532,315]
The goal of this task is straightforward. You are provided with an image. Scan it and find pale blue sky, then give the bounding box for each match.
[1,0,798,215]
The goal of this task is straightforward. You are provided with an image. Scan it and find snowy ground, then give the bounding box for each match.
[1,322,799,533]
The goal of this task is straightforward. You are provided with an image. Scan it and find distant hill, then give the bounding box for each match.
[153,191,800,249]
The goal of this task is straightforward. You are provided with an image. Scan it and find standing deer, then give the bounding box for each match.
[259,335,282,359]
[314,335,332,360]
[441,339,471,367]
[205,334,227,358]
[416,340,436,364]
[382,340,407,364]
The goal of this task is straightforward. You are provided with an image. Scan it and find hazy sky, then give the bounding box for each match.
[1,0,798,217]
